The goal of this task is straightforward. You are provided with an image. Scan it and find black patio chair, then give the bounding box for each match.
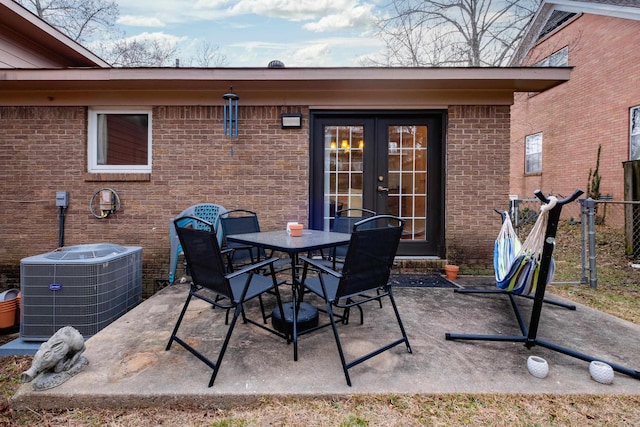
[220,209,263,267]
[220,209,288,270]
[327,208,376,269]
[166,216,286,387]
[298,215,412,386]
[219,209,290,323]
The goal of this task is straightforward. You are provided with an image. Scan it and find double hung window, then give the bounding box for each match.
[525,132,542,174]
[631,106,640,160]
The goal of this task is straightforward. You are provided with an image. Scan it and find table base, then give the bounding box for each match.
[272,302,319,334]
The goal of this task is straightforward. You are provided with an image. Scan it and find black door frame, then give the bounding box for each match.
[309,109,446,257]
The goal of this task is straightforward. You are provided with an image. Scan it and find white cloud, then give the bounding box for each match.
[110,1,385,66]
[227,0,371,23]
[289,44,332,66]
[303,4,375,32]
[124,31,188,45]
[227,35,382,67]
[115,1,381,30]
[117,15,166,28]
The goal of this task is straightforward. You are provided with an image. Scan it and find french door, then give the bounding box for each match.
[310,111,445,256]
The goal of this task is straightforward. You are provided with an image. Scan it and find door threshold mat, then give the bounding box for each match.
[389,274,459,288]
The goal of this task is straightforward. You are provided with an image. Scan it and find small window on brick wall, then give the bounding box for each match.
[631,106,640,160]
[525,132,542,174]
[88,108,152,173]
[534,46,569,67]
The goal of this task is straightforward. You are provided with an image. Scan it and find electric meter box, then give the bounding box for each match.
[55,191,69,208]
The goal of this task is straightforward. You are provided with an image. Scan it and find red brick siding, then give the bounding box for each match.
[0,105,309,294]
[511,14,640,202]
[0,104,510,290]
[447,105,511,270]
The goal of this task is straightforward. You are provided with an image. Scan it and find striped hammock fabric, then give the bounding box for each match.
[495,197,557,295]
[494,212,521,283]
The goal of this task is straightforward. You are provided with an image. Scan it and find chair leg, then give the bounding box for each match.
[258,295,268,324]
[326,300,352,387]
[388,291,412,354]
[166,292,193,350]
[376,288,384,308]
[208,304,242,387]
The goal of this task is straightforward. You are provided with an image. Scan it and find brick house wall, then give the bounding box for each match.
[0,105,309,295]
[511,14,640,202]
[447,105,511,271]
[0,103,510,293]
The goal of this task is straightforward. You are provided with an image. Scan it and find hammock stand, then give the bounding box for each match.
[446,189,640,380]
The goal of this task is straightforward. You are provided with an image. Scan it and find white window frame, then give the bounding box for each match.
[88,107,152,173]
[535,46,569,67]
[631,105,640,161]
[525,132,542,174]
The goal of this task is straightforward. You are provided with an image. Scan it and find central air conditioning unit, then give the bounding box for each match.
[20,243,143,341]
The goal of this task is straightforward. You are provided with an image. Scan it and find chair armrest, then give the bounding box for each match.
[225,257,280,279]
[299,255,343,279]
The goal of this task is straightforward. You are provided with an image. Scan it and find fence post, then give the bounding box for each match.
[584,198,598,289]
[580,199,588,284]
[510,198,521,229]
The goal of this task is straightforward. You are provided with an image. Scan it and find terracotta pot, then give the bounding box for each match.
[0,299,16,329]
[15,292,21,326]
[289,223,303,237]
[444,264,459,280]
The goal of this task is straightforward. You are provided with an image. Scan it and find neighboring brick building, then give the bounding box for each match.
[510,0,640,204]
[0,0,569,294]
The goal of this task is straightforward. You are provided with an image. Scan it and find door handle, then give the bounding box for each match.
[377,185,389,192]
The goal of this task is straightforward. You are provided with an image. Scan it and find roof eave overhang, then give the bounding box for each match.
[0,67,572,107]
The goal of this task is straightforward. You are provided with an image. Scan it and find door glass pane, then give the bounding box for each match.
[387,125,427,240]
[323,125,364,230]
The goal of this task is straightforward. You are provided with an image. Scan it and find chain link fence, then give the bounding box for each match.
[505,197,640,289]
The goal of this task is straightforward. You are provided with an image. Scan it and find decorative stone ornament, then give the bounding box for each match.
[21,326,89,390]
[589,361,614,384]
[527,355,549,378]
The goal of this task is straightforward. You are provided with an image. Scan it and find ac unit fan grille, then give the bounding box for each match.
[20,245,142,341]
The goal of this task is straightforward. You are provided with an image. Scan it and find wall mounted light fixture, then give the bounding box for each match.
[281,113,303,129]
[223,90,239,137]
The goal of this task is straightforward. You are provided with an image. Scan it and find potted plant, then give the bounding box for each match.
[444,264,459,280]
[444,245,461,280]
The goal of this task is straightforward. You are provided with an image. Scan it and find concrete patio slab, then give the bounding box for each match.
[10,277,640,410]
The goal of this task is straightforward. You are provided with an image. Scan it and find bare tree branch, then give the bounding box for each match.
[108,38,179,67]
[366,0,541,67]
[15,0,119,44]
[189,40,228,67]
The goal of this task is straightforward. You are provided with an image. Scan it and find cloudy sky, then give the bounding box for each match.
[114,0,387,67]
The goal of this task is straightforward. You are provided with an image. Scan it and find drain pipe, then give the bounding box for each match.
[56,191,69,248]
[58,206,66,247]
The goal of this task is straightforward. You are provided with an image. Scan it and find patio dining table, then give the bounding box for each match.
[226,229,351,361]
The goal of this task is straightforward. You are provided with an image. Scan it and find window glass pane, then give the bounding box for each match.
[323,125,364,229]
[388,125,427,240]
[535,46,568,67]
[97,114,148,165]
[631,106,640,160]
[525,133,542,174]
